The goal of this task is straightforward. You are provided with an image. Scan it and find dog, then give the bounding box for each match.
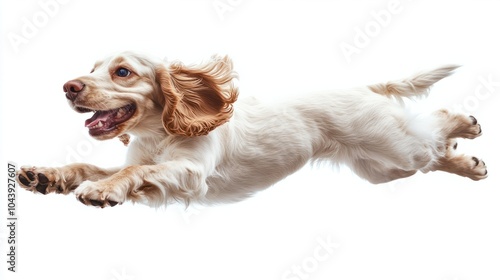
[16,52,487,208]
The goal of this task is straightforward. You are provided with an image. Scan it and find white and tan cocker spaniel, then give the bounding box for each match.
[17,52,487,208]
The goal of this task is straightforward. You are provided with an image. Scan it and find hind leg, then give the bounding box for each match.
[431,138,487,180]
[429,110,487,180]
[351,159,417,184]
[351,110,487,183]
[435,109,482,139]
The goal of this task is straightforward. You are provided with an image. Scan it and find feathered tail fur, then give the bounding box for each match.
[368,65,460,101]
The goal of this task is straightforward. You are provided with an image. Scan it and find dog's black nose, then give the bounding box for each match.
[63,80,85,101]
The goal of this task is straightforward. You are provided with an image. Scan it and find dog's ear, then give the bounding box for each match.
[155,55,238,137]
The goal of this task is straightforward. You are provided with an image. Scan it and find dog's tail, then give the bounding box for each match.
[368,65,460,101]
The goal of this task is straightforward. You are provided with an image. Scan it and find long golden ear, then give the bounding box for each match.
[156,55,239,137]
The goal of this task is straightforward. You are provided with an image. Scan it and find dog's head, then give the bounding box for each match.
[64,52,238,140]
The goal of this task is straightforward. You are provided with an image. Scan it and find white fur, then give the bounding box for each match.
[18,53,487,208]
[122,62,459,205]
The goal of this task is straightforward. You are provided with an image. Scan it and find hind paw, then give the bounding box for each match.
[450,115,482,139]
[468,156,487,180]
[434,154,487,181]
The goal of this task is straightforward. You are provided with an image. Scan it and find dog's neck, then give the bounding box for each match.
[128,107,167,140]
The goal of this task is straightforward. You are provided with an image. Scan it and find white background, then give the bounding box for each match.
[1,0,499,280]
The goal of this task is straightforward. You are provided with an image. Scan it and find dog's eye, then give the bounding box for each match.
[115,68,131,77]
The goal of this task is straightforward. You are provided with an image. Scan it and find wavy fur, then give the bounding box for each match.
[16,53,487,208]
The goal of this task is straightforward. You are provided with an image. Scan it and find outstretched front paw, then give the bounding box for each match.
[16,166,67,195]
[75,181,125,208]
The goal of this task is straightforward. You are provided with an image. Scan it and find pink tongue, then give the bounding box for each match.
[85,111,114,127]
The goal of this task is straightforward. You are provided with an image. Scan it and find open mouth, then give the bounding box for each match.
[77,104,136,136]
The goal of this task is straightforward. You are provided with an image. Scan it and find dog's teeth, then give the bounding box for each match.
[116,108,125,118]
[97,121,103,128]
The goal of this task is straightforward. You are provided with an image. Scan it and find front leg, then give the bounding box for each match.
[75,163,207,208]
[16,164,119,195]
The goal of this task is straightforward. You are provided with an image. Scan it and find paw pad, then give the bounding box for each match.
[17,167,66,195]
[26,171,36,181]
[18,175,30,186]
[75,181,124,208]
